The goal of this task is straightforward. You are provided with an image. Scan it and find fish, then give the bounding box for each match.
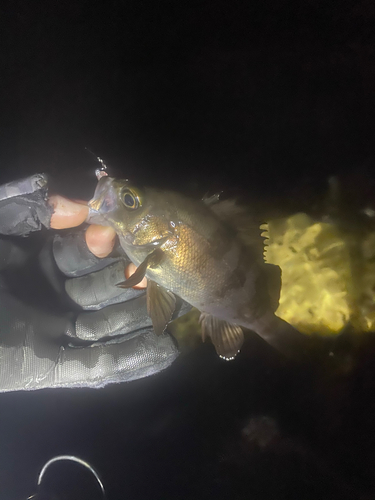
[88,176,309,361]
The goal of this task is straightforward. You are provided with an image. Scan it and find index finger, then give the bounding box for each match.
[49,195,118,258]
[49,195,89,229]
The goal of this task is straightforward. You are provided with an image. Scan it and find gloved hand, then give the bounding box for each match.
[0,174,188,392]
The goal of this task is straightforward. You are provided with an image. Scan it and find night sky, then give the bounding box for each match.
[1,1,375,499]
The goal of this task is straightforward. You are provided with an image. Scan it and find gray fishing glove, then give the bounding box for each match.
[0,174,186,392]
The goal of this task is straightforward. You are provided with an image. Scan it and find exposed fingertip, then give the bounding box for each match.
[49,195,89,229]
[86,225,117,258]
[126,263,148,289]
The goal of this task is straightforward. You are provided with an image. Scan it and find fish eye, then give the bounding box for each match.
[121,188,140,209]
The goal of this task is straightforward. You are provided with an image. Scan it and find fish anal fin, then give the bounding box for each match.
[199,313,244,360]
[147,280,176,336]
[116,249,164,288]
[264,263,282,312]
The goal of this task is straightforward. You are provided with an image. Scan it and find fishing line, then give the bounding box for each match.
[85,147,110,179]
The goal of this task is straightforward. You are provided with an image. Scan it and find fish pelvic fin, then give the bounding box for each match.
[147,280,176,336]
[116,249,164,288]
[199,313,244,360]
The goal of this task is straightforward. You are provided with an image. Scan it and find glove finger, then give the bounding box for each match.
[0,326,178,392]
[70,295,150,341]
[53,230,122,278]
[57,329,179,389]
[0,288,73,392]
[69,294,192,341]
[65,261,143,310]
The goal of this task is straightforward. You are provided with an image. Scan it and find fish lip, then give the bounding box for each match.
[85,206,109,225]
[88,176,116,206]
[86,176,117,224]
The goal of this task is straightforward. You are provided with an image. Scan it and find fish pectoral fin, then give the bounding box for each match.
[147,280,176,336]
[116,258,149,288]
[116,249,164,288]
[199,313,244,360]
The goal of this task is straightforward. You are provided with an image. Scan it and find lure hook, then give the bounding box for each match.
[26,455,106,499]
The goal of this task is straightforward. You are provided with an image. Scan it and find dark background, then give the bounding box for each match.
[1,1,375,499]
[1,0,375,198]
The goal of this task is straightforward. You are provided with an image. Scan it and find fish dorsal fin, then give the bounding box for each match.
[260,222,270,262]
[264,263,282,312]
[147,280,176,336]
[116,249,164,288]
[199,313,244,360]
[209,199,268,263]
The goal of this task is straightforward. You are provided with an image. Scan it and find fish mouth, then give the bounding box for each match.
[86,176,117,225]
